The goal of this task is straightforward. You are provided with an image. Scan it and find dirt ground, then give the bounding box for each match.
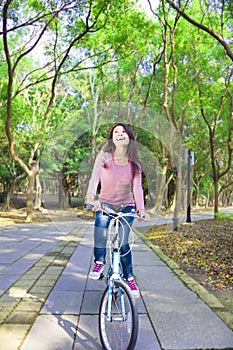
[144,217,233,317]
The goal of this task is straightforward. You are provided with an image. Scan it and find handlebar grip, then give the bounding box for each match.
[84,203,94,210]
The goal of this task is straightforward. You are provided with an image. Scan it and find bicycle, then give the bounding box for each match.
[84,203,143,350]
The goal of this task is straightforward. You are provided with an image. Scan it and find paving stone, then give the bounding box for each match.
[29,285,53,294]
[52,258,67,266]
[74,314,102,349]
[13,280,34,290]
[5,311,38,324]
[22,268,45,277]
[21,314,78,350]
[0,324,31,350]
[0,311,12,324]
[32,279,55,287]
[43,266,64,274]
[0,300,19,310]
[80,291,103,314]
[14,300,43,313]
[26,293,48,303]
[0,294,20,302]
[19,274,40,280]
[0,275,20,291]
[8,286,28,298]
[41,290,83,314]
[136,314,161,350]
[53,274,86,292]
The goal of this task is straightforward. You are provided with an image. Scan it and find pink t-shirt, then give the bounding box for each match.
[87,151,144,210]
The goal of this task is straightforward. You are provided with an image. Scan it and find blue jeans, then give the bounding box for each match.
[94,204,135,279]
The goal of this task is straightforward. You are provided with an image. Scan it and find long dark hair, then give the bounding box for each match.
[105,123,142,178]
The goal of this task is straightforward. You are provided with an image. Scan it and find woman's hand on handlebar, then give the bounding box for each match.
[85,193,101,212]
[86,200,101,212]
[137,209,150,222]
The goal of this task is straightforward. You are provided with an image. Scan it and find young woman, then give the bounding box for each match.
[85,123,150,298]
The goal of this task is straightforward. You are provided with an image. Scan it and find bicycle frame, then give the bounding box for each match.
[85,203,140,284]
[106,215,127,322]
[84,203,141,349]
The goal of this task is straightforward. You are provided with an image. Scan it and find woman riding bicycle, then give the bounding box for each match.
[85,123,150,298]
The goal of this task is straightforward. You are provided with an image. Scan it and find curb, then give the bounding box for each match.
[134,228,233,331]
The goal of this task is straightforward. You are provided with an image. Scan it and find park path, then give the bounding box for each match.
[0,218,232,349]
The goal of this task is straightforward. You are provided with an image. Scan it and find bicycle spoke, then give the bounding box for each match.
[99,280,138,350]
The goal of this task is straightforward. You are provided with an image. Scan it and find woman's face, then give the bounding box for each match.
[112,125,130,147]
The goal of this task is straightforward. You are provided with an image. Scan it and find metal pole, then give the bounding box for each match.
[186,150,191,223]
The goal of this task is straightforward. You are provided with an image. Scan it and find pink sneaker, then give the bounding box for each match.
[127,277,140,298]
[89,261,104,280]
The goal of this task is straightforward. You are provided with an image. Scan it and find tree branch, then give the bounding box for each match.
[165,0,233,61]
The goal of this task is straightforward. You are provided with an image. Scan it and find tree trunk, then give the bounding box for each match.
[151,164,170,213]
[26,161,39,222]
[4,172,27,210]
[194,186,199,210]
[26,172,35,222]
[34,173,42,210]
[214,177,219,216]
[34,159,42,210]
[58,176,69,209]
[173,139,183,230]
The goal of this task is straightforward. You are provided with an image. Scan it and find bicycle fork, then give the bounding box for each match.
[106,218,127,322]
[106,278,127,322]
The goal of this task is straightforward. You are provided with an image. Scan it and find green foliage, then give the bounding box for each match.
[215,212,233,219]
[0,0,232,212]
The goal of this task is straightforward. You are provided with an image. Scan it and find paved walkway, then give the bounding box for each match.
[0,218,232,350]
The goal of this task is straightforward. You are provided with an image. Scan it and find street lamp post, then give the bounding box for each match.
[187,150,191,223]
[185,149,194,223]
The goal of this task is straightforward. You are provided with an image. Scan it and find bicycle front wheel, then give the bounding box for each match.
[99,279,138,350]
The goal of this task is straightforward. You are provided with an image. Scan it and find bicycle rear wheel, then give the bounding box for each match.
[99,279,138,350]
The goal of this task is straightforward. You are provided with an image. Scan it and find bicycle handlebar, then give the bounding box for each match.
[84,203,145,220]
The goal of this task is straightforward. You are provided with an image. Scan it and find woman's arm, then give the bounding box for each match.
[85,152,104,210]
[133,170,150,221]
[86,152,104,198]
[133,170,144,211]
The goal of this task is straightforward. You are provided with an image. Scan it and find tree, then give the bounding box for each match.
[151,0,233,216]
[164,0,233,61]
[194,67,232,214]
[1,0,127,221]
